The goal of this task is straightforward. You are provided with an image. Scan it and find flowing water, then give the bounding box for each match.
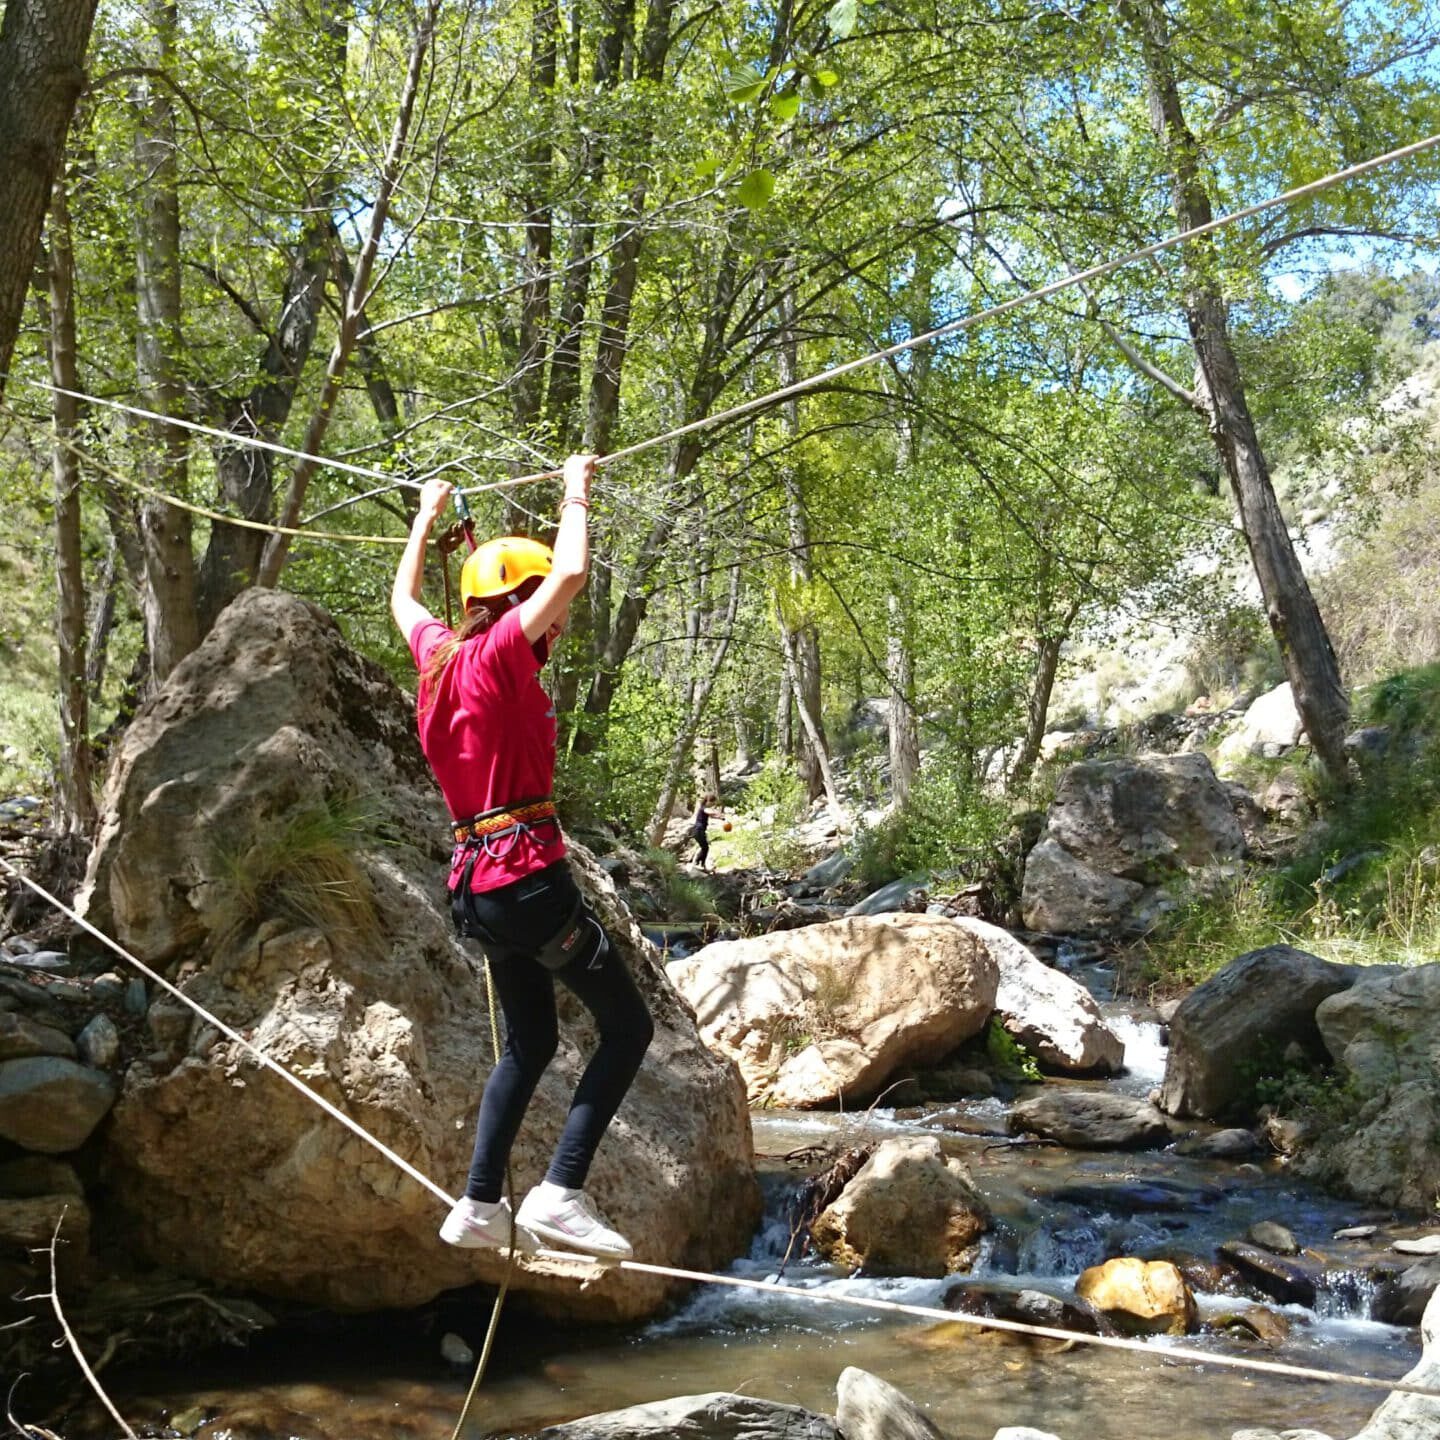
[84,983,1421,1440]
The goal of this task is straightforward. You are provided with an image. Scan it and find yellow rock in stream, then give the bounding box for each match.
[1075,1256,1198,1336]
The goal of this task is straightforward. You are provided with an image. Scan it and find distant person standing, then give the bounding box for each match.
[691,795,722,870]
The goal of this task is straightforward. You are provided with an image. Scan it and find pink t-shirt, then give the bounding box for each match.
[408,608,566,893]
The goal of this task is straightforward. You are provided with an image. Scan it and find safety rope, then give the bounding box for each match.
[450,129,1440,488]
[6,129,1440,525]
[40,427,407,547]
[448,955,520,1440]
[3,858,1438,1404]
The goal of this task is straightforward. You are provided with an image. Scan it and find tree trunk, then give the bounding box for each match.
[1124,0,1350,779]
[1008,628,1065,794]
[46,168,95,834]
[84,537,117,702]
[542,0,633,448]
[886,592,918,809]
[778,610,846,830]
[777,280,829,800]
[646,562,740,844]
[196,217,331,629]
[196,0,347,631]
[0,0,99,396]
[730,691,753,771]
[774,664,794,757]
[133,0,198,684]
[257,0,438,587]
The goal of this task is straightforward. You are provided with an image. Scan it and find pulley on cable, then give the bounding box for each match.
[435,491,479,628]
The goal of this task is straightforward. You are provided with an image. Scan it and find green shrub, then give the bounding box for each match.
[985,1017,1041,1082]
[851,767,1008,887]
[744,753,810,826]
[640,845,718,920]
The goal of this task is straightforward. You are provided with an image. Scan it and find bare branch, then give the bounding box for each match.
[42,1211,140,1440]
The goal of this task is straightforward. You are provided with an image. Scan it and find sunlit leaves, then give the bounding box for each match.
[826,0,858,42]
[737,167,776,209]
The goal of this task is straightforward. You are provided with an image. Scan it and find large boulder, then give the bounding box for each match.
[1294,1082,1440,1213]
[76,589,758,1319]
[974,918,1123,1074]
[1021,754,1245,937]
[809,1135,988,1277]
[1160,946,1364,1120]
[1289,965,1440,1210]
[1316,963,1440,1095]
[1019,840,1145,938]
[1374,1257,1440,1327]
[665,914,999,1108]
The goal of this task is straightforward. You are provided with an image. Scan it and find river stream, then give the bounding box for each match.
[82,967,1420,1440]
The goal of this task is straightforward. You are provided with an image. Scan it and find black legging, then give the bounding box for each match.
[453,859,654,1203]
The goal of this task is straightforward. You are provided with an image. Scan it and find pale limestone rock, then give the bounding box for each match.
[810,1135,988,1277]
[1351,1284,1440,1440]
[667,914,998,1108]
[836,1367,944,1440]
[531,1394,840,1439]
[76,589,758,1319]
[974,917,1123,1073]
[1075,1257,1197,1335]
[1217,682,1305,767]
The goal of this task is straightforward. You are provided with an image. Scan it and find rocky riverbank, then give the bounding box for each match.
[4,592,1439,1440]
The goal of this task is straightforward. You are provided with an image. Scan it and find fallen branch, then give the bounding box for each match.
[39,1210,139,1440]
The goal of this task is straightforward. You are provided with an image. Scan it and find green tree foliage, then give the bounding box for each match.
[3,0,1439,862]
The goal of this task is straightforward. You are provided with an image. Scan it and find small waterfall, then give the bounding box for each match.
[1316,1266,1385,1321]
[1107,1012,1168,1096]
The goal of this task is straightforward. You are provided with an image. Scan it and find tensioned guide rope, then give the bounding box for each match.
[8,129,1440,524]
[3,857,1438,1405]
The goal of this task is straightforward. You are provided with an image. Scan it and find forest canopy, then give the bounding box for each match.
[2,0,1440,849]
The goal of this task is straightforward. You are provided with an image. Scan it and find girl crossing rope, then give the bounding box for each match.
[389,456,653,1260]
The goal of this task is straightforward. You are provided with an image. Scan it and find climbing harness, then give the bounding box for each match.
[450,798,560,849]
[3,857,1440,1411]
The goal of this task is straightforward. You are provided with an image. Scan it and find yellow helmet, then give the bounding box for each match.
[460,536,553,605]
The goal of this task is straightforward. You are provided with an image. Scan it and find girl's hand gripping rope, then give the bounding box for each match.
[417,477,454,528]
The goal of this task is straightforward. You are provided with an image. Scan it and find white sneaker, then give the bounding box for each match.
[516,1184,633,1260]
[439,1196,541,1253]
